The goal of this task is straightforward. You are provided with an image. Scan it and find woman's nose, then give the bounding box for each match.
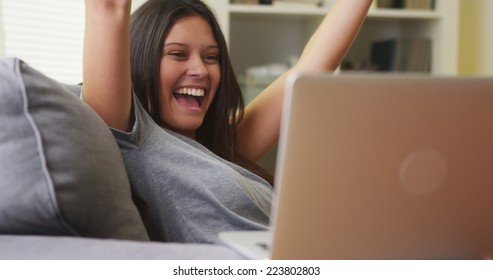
[187,55,208,79]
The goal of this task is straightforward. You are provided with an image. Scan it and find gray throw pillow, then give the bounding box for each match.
[0,58,149,241]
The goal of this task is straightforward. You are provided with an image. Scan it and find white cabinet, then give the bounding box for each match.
[205,0,459,76]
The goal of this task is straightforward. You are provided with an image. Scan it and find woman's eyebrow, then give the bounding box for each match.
[163,42,188,47]
[164,42,219,50]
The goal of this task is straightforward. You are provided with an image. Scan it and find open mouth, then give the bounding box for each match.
[173,87,205,109]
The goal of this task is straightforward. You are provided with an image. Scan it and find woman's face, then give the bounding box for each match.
[158,14,221,139]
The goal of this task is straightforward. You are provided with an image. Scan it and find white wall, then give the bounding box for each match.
[0,0,4,57]
[0,0,147,58]
[132,0,148,12]
[0,0,149,83]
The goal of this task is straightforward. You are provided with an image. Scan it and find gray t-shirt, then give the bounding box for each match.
[110,96,273,244]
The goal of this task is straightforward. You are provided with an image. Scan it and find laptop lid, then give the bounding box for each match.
[268,73,493,259]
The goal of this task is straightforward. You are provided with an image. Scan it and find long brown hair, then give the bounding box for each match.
[130,0,274,185]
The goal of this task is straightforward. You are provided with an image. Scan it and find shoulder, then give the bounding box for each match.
[111,94,157,150]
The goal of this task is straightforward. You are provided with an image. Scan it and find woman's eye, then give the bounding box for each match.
[168,51,187,59]
[203,54,219,64]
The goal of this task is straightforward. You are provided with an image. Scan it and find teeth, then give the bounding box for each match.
[175,88,205,97]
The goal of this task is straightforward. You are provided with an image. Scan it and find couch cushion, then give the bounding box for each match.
[0,57,149,241]
[0,235,245,260]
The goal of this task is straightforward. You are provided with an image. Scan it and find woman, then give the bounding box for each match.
[83,0,372,243]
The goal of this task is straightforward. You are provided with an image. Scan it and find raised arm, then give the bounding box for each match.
[237,0,373,162]
[83,0,133,131]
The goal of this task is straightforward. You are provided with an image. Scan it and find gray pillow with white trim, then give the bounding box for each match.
[0,57,149,241]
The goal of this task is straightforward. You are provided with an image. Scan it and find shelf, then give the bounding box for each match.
[229,4,327,16]
[229,4,440,20]
[369,8,440,20]
[216,0,459,76]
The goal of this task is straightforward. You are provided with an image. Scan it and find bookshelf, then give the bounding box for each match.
[204,0,459,76]
[203,0,459,172]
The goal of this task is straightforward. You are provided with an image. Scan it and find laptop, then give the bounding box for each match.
[220,73,493,260]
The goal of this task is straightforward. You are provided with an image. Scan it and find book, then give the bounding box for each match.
[231,0,260,4]
[370,38,431,73]
[370,40,399,71]
[404,0,434,10]
[376,0,403,9]
[376,0,434,10]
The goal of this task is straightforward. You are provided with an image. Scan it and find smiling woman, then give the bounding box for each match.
[157,15,221,139]
[83,0,274,244]
[82,0,372,244]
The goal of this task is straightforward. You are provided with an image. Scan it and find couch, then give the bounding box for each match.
[0,57,243,260]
